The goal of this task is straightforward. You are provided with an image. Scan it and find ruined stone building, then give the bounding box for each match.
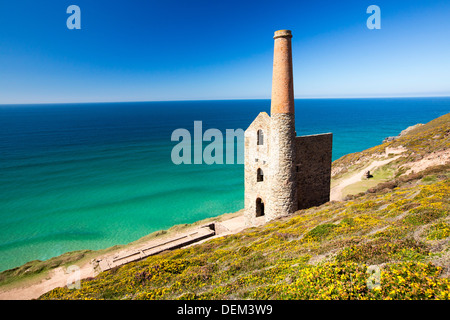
[244,30,333,226]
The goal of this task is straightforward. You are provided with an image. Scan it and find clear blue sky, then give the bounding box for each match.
[0,0,449,104]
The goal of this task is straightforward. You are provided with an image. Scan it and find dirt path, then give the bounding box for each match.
[0,263,96,300]
[403,149,449,175]
[330,149,405,201]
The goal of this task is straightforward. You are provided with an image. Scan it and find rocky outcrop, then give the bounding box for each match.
[383,123,424,143]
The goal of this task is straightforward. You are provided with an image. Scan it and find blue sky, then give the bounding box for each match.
[0,0,449,104]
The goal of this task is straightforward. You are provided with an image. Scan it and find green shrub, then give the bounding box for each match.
[302,223,337,242]
[336,238,429,265]
[427,222,450,240]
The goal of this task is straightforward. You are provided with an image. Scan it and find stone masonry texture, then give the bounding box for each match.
[244,30,332,226]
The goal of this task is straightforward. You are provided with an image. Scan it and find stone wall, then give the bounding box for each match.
[244,112,271,226]
[244,114,332,226]
[295,133,333,210]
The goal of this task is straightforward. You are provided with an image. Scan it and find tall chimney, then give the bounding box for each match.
[267,29,297,220]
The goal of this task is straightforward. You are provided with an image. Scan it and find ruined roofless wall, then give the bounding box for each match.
[295,133,333,210]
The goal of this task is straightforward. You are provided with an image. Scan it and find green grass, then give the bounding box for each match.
[342,165,396,198]
[303,223,337,242]
[422,175,439,184]
[427,221,450,240]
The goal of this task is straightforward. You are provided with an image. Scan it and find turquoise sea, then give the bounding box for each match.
[0,98,449,271]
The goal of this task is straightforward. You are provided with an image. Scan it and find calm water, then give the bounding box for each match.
[0,98,449,271]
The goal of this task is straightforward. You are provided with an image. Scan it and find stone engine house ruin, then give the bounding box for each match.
[244,30,333,226]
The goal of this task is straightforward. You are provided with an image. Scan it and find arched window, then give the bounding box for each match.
[256,198,265,217]
[257,168,264,182]
[257,129,264,145]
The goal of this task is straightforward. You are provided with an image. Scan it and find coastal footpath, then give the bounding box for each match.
[1,113,449,300]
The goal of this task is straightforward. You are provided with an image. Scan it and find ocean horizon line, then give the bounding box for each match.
[1,95,450,106]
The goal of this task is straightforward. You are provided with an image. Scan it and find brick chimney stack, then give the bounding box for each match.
[271,30,295,115]
[267,29,298,220]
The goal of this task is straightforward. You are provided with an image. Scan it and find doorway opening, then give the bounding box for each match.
[256,198,265,217]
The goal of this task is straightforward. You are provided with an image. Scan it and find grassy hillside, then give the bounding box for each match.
[40,114,450,300]
[332,113,450,180]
